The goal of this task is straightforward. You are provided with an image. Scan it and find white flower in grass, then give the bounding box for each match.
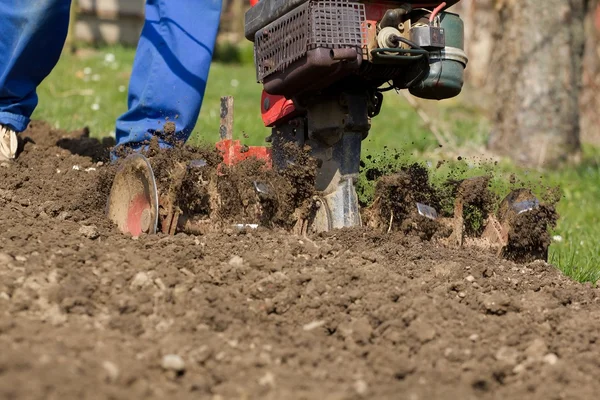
[552,235,563,242]
[104,53,116,63]
[230,79,239,88]
[91,103,100,111]
[118,85,126,93]
[83,67,92,75]
[92,74,100,82]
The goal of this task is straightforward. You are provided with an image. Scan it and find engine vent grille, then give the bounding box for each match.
[254,0,366,81]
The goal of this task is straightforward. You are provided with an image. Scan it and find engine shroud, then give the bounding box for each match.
[249,0,467,99]
[245,0,461,41]
[254,0,367,97]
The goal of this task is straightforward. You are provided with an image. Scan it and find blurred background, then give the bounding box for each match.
[33,0,600,281]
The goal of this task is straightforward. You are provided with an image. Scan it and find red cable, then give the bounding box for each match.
[429,2,447,23]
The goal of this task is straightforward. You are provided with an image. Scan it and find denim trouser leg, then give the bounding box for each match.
[115,0,222,149]
[0,0,72,132]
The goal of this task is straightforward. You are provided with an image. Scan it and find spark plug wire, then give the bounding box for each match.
[429,2,447,23]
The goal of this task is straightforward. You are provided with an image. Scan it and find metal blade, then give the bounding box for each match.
[188,159,207,169]
[512,199,539,215]
[416,203,438,220]
[253,181,274,201]
[107,154,159,236]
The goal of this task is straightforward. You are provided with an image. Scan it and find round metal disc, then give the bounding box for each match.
[107,154,159,236]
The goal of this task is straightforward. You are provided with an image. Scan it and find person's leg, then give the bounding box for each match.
[115,0,222,150]
[0,0,72,133]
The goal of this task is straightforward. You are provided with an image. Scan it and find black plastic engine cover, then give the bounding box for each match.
[263,47,362,97]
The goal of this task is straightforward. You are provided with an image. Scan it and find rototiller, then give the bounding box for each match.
[107,0,549,261]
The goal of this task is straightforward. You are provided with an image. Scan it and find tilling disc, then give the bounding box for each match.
[107,154,159,236]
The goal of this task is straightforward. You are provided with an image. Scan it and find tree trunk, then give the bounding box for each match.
[487,0,587,168]
[580,1,600,144]
[453,0,498,91]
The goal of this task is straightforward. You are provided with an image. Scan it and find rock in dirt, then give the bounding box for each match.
[102,360,120,382]
[161,354,185,373]
[353,379,368,395]
[543,353,559,366]
[258,371,275,387]
[479,292,519,315]
[79,224,99,239]
[228,255,245,268]
[302,320,326,331]
[130,272,151,289]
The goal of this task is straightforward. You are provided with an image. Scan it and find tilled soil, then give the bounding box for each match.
[1,122,600,400]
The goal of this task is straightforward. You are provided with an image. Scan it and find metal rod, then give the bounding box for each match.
[220,96,234,140]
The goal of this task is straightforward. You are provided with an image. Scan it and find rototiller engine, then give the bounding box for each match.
[245,0,467,231]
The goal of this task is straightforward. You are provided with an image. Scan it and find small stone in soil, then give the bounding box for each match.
[354,379,368,395]
[161,354,185,373]
[102,361,120,382]
[79,224,99,239]
[543,353,559,365]
[258,371,275,387]
[130,272,151,289]
[303,320,326,331]
[228,255,245,267]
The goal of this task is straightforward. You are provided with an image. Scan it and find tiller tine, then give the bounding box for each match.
[107,154,159,236]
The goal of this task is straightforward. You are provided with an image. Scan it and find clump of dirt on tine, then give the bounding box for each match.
[362,162,559,263]
[112,134,319,232]
[362,163,450,240]
[449,174,496,236]
[497,188,559,263]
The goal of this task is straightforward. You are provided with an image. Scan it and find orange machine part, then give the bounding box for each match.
[260,90,298,127]
[216,139,273,168]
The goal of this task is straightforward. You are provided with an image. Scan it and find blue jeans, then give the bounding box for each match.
[0,0,222,150]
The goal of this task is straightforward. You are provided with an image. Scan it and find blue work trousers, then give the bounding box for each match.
[0,0,222,149]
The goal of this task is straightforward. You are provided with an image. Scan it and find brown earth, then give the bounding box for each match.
[1,122,599,400]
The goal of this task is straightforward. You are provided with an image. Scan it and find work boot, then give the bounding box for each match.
[0,125,18,161]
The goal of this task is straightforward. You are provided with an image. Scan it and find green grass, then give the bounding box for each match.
[33,44,600,283]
